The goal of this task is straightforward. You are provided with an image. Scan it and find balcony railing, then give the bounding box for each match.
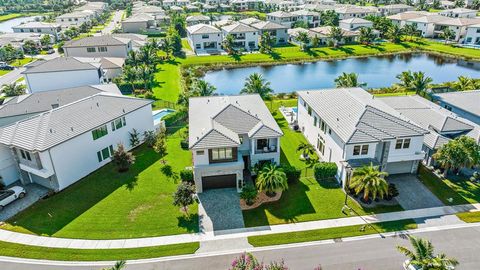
[255,145,278,154]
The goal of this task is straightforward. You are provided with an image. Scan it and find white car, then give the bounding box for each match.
[0,186,26,210]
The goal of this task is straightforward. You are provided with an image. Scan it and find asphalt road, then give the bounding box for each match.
[0,68,24,86]
[98,10,123,36]
[0,225,479,270]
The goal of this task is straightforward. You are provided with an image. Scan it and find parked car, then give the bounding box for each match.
[46,48,55,54]
[0,186,26,210]
[0,62,14,70]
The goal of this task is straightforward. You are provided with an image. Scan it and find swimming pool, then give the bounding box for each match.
[152,109,175,126]
[292,107,298,113]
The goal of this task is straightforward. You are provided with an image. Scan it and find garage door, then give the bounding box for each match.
[386,161,413,175]
[202,174,236,190]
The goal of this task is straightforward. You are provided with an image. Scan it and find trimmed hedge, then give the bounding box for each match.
[314,162,338,181]
[180,169,194,183]
[282,164,301,183]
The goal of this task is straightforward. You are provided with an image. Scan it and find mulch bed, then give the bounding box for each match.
[240,191,283,210]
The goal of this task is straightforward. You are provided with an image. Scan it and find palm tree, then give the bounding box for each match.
[349,163,389,201]
[192,79,216,96]
[297,142,315,160]
[328,26,344,47]
[296,31,310,51]
[222,34,236,55]
[126,50,139,66]
[455,76,475,91]
[397,236,458,270]
[255,163,288,196]
[410,71,433,94]
[441,28,455,44]
[259,32,274,54]
[386,24,402,43]
[161,38,173,60]
[358,27,376,45]
[402,24,419,41]
[334,72,366,88]
[240,73,273,99]
[395,71,413,90]
[102,261,126,270]
[122,66,138,93]
[137,65,154,91]
[433,139,466,177]
[1,82,26,97]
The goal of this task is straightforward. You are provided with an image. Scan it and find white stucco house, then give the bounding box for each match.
[63,35,133,58]
[290,10,321,28]
[432,90,480,125]
[433,18,480,42]
[186,15,211,26]
[22,57,104,93]
[334,5,379,20]
[221,23,259,51]
[189,95,283,193]
[297,88,428,186]
[56,11,96,28]
[12,22,62,40]
[378,4,414,16]
[439,8,478,18]
[186,24,223,54]
[339,18,373,31]
[121,13,158,34]
[404,15,448,38]
[0,93,153,191]
[266,11,296,28]
[250,21,288,45]
[464,24,480,45]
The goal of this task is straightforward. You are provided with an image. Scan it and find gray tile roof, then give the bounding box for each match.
[433,90,480,118]
[0,85,120,119]
[186,15,210,22]
[221,22,257,33]
[267,11,293,18]
[251,21,287,30]
[189,95,283,149]
[22,57,101,74]
[297,88,428,144]
[0,93,152,151]
[187,23,220,34]
[239,17,262,25]
[63,35,130,48]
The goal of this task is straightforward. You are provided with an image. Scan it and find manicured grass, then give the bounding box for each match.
[182,38,193,52]
[1,127,198,239]
[0,241,199,261]
[0,70,10,77]
[152,60,182,105]
[242,99,403,227]
[456,211,480,223]
[9,57,35,67]
[417,165,474,206]
[0,13,28,22]
[410,40,480,60]
[248,219,417,247]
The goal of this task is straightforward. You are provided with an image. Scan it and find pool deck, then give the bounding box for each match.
[279,106,297,126]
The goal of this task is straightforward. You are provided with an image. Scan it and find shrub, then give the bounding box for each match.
[282,164,301,183]
[112,143,135,172]
[180,139,189,149]
[240,184,258,206]
[173,182,196,214]
[314,162,338,181]
[180,169,194,183]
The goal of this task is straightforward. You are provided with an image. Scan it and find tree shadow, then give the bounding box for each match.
[331,46,355,55]
[363,44,386,52]
[268,51,283,60]
[228,53,243,62]
[177,213,199,233]
[161,164,180,183]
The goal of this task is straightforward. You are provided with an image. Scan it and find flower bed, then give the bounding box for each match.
[240,191,282,210]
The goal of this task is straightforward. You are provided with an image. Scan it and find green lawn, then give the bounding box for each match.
[417,165,477,206]
[248,219,417,247]
[0,70,10,77]
[456,211,480,223]
[0,13,30,22]
[242,99,403,227]
[0,241,199,261]
[182,38,193,52]
[9,57,35,67]
[1,126,198,239]
[152,60,182,106]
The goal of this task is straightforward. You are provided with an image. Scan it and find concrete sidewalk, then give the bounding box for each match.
[0,203,478,249]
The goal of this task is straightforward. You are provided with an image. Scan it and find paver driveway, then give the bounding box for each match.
[197,188,245,233]
[388,174,444,210]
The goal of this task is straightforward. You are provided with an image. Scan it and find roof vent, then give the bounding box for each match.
[49,129,53,133]
[96,102,99,107]
[71,127,74,132]
[122,108,125,113]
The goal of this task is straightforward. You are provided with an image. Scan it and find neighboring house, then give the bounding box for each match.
[404,14,448,38]
[297,88,428,185]
[291,10,321,28]
[221,23,259,51]
[230,0,261,11]
[100,57,125,82]
[186,24,222,54]
[432,90,480,125]
[239,17,262,25]
[132,4,166,17]
[0,93,153,191]
[387,11,432,27]
[380,95,480,167]
[439,8,478,18]
[112,33,148,50]
[189,94,283,193]
[0,33,47,51]
[121,13,158,33]
[339,18,373,31]
[310,26,360,44]
[433,18,480,42]
[288,27,318,46]
[334,5,378,20]
[266,11,296,28]
[464,24,480,45]
[63,35,132,58]
[0,84,121,128]
[22,57,104,93]
[377,4,414,16]
[12,22,62,40]
[56,11,96,28]
[250,21,288,45]
[186,15,211,26]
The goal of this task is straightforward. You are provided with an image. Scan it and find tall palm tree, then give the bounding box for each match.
[441,28,455,44]
[192,79,216,96]
[328,26,344,47]
[386,24,402,43]
[334,72,366,88]
[122,66,138,93]
[402,24,419,41]
[161,37,173,60]
[349,163,389,201]
[397,236,458,270]
[1,82,26,97]
[240,73,273,99]
[395,70,413,90]
[259,32,274,54]
[410,71,433,94]
[455,76,475,91]
[358,27,376,45]
[222,34,236,55]
[255,163,288,196]
[433,139,466,177]
[296,31,310,51]
[297,142,316,160]
[137,65,154,91]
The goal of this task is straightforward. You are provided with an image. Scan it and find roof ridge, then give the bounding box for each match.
[365,105,427,134]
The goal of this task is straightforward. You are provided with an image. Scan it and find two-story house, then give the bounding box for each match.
[297,88,428,186]
[221,23,259,51]
[56,11,96,28]
[186,24,222,54]
[189,95,283,193]
[266,11,296,28]
[0,93,153,191]
[63,35,133,58]
[22,57,104,93]
[250,21,288,45]
[12,22,62,40]
[432,90,480,125]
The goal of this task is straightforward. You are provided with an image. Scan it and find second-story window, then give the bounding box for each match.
[92,125,108,140]
[353,145,369,156]
[395,139,411,149]
[111,117,126,131]
[87,47,96,53]
[313,116,318,127]
[211,148,233,160]
[201,34,209,39]
[308,106,312,116]
[20,149,32,161]
[98,46,108,52]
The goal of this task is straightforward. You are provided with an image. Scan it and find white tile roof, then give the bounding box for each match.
[433,90,480,118]
[187,23,220,34]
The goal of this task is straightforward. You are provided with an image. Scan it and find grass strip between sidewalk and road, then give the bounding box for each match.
[0,241,199,261]
[247,219,417,247]
[456,212,480,223]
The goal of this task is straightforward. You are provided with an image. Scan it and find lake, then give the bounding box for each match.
[0,16,40,33]
[203,53,480,95]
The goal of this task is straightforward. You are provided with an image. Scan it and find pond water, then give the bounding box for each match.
[203,53,480,95]
[0,16,40,33]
